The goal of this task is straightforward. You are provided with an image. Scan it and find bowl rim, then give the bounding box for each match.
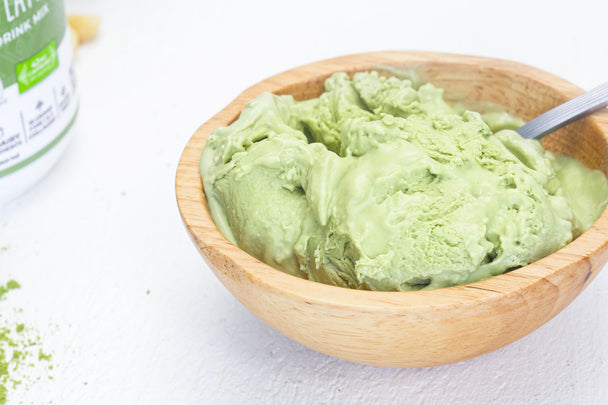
[176,50,608,311]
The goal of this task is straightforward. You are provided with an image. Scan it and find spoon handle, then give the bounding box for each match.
[516,81,608,139]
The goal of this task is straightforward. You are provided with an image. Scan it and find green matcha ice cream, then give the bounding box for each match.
[200,71,608,291]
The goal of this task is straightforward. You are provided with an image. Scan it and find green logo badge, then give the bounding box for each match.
[15,40,58,93]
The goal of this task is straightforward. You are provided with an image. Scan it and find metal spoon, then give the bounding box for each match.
[516,82,608,139]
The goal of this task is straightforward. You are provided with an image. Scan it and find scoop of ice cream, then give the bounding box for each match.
[200,71,608,291]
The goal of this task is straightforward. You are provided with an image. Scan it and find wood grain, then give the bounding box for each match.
[175,51,608,367]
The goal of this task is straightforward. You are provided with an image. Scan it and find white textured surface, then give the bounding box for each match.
[1,0,608,403]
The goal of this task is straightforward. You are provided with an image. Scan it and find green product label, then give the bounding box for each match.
[0,0,66,88]
[15,39,57,92]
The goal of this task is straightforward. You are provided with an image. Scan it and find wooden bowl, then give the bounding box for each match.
[176,51,608,367]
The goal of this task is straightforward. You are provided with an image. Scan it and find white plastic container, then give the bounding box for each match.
[0,0,77,204]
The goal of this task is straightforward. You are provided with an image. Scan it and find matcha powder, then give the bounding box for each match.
[0,280,53,404]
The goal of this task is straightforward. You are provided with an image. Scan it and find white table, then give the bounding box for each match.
[2,0,607,403]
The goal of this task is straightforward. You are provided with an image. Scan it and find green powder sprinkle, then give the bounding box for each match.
[0,282,18,302]
[37,350,51,362]
[0,280,53,404]
[5,281,19,291]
